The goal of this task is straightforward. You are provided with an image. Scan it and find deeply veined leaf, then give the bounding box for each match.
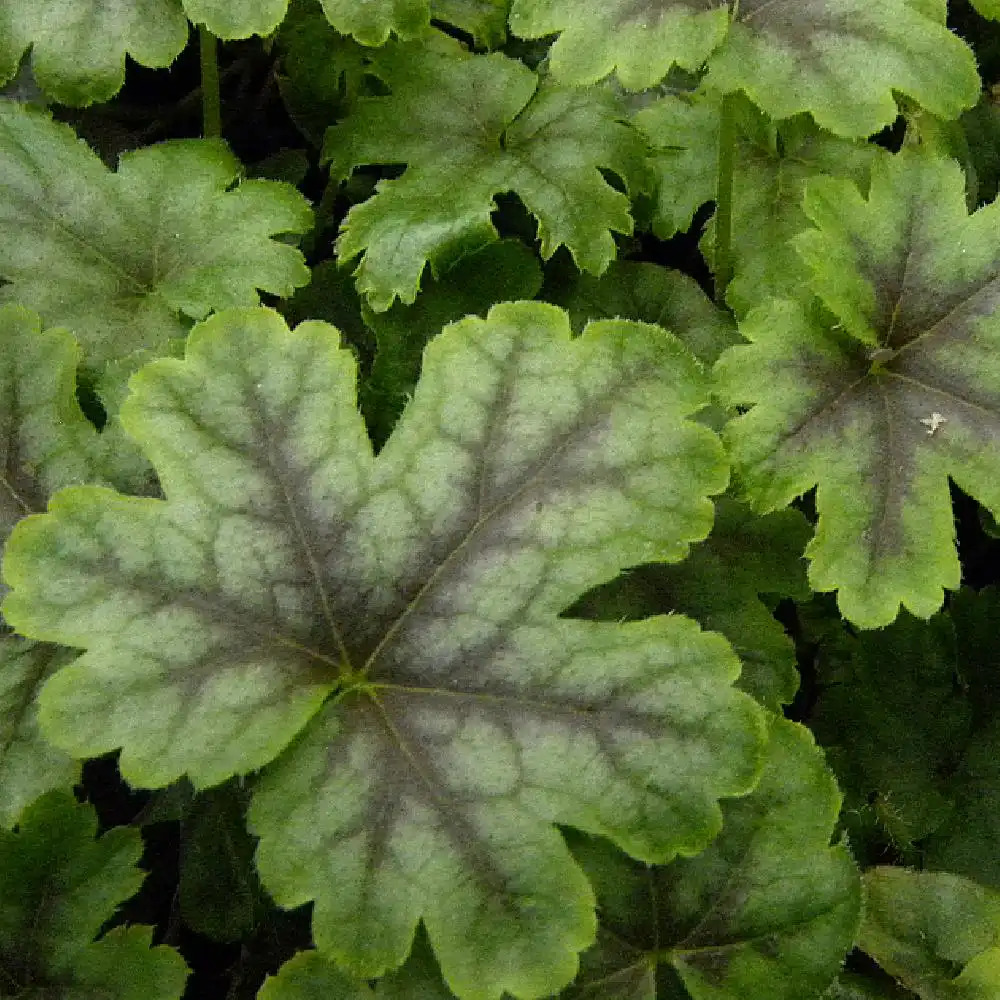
[0,102,312,366]
[563,718,861,999]
[0,789,188,997]
[509,0,979,137]
[323,44,646,309]
[860,868,1000,999]
[0,0,188,106]
[0,635,79,828]
[716,151,1000,628]
[3,302,766,999]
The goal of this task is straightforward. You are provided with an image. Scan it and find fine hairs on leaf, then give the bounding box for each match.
[2,3,1000,1000]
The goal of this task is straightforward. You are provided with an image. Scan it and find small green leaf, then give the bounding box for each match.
[0,0,188,106]
[259,949,374,999]
[0,103,312,366]
[716,152,1000,628]
[860,868,1000,999]
[0,789,186,997]
[324,44,645,309]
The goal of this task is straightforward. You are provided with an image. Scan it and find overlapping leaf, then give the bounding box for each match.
[715,151,1000,628]
[0,635,78,828]
[323,44,646,309]
[634,96,881,314]
[0,102,312,366]
[561,718,861,1000]
[508,0,979,137]
[0,789,188,998]
[860,868,1000,999]
[2,302,766,999]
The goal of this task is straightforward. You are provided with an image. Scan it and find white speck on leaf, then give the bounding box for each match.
[919,412,946,435]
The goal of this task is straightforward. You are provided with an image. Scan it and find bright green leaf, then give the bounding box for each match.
[860,868,1000,999]
[564,717,861,1000]
[259,949,375,999]
[324,44,645,309]
[0,102,312,367]
[716,151,1000,628]
[318,0,430,45]
[509,0,979,137]
[0,635,79,829]
[0,0,188,106]
[0,789,187,997]
[183,0,289,38]
[969,0,1000,20]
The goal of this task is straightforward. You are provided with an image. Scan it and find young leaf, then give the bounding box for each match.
[509,0,979,137]
[0,635,79,829]
[860,868,1000,999]
[563,717,861,1000]
[0,789,188,998]
[716,151,1000,628]
[323,44,645,309]
[0,102,312,366]
[0,0,188,106]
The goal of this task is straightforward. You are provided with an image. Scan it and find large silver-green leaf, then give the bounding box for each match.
[3,302,766,1000]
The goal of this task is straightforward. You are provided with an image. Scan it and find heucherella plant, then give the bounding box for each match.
[0,1,999,999]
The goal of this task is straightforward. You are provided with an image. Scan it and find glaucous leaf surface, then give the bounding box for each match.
[0,103,312,366]
[565,498,811,710]
[562,718,861,999]
[509,0,979,137]
[635,95,882,314]
[860,868,1000,998]
[0,0,188,106]
[0,635,78,828]
[0,789,188,997]
[2,301,766,999]
[323,44,646,309]
[715,151,1000,628]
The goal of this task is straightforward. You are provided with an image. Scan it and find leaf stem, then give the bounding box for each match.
[199,24,222,138]
[714,91,736,305]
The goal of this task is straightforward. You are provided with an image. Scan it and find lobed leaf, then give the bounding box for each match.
[716,151,1000,628]
[324,44,645,309]
[0,103,312,366]
[0,0,188,106]
[3,301,766,999]
[318,0,430,45]
[860,868,1000,999]
[0,789,188,997]
[510,0,979,138]
[564,717,861,999]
